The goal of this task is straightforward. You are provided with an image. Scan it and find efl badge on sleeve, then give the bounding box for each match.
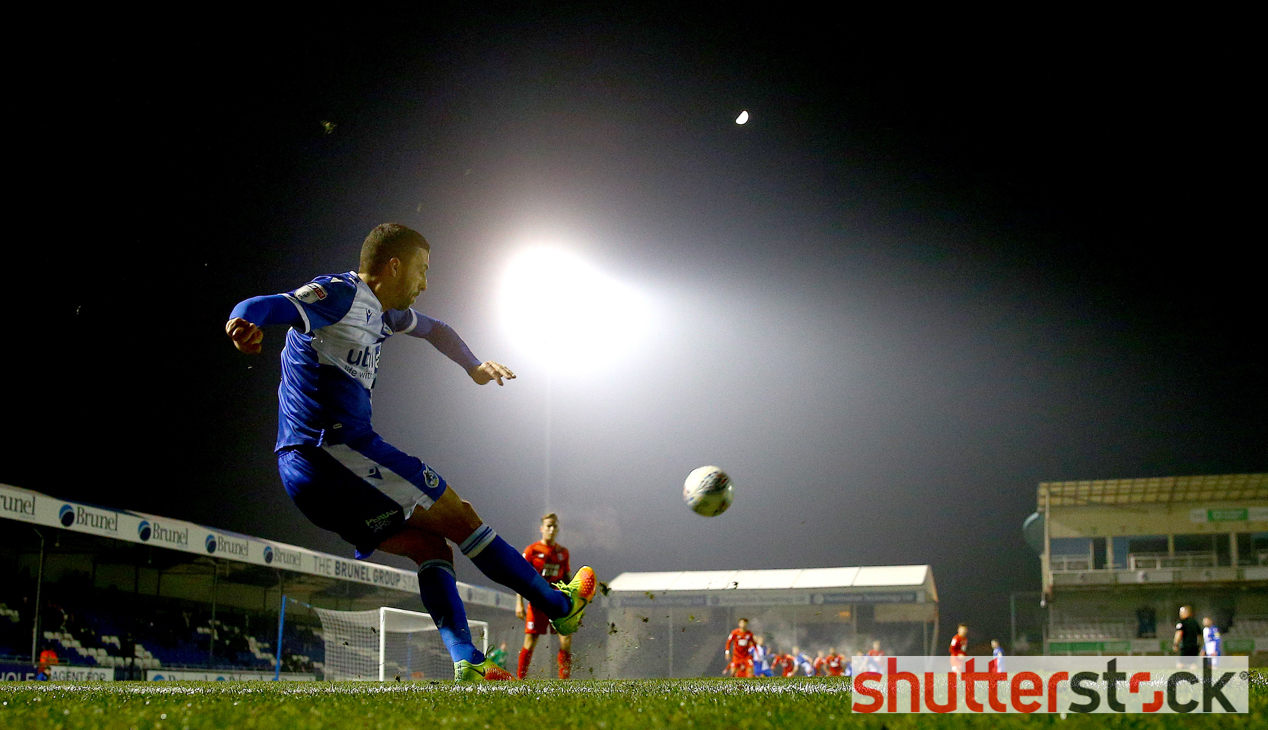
[294,283,328,303]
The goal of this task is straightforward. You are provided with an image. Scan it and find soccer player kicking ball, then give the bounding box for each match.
[516,513,575,678]
[224,223,597,682]
[724,618,756,677]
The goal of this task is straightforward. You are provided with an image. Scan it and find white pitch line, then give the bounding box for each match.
[4,679,853,697]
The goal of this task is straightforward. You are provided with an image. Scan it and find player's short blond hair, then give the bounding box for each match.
[541,513,558,523]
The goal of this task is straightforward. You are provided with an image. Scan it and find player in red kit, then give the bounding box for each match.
[516,513,573,678]
[770,649,794,677]
[780,650,799,677]
[724,618,755,677]
[824,647,846,677]
[949,623,969,673]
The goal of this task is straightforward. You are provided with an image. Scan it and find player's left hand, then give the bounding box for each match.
[469,361,515,386]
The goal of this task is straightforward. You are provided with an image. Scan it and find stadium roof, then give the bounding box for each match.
[605,565,936,608]
[1038,473,1268,507]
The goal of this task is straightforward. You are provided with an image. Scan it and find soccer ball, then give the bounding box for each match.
[683,466,734,517]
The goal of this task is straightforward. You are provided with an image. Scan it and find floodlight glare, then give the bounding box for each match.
[499,248,650,368]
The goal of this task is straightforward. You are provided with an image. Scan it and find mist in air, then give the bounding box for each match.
[11,6,1262,646]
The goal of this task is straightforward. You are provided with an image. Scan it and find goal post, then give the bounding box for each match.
[307,604,487,681]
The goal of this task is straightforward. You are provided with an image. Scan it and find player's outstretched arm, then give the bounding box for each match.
[387,309,517,385]
[225,294,305,354]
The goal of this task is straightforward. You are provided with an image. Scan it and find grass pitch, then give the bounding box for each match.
[2,676,1264,729]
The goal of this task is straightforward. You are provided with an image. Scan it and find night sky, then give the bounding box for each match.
[11,7,1263,648]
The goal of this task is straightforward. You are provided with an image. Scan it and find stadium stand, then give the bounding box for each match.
[1,482,517,679]
[6,574,328,676]
[1026,473,1268,662]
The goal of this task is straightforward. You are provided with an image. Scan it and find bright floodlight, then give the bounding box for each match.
[736,110,749,124]
[499,248,650,368]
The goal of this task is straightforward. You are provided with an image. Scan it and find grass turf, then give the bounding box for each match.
[1,676,1264,729]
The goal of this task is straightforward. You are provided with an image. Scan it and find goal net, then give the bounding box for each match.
[310,606,487,681]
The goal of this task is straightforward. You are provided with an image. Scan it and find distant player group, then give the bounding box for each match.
[722,619,1014,678]
[723,618,871,678]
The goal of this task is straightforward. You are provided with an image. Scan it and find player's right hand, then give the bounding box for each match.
[226,318,264,354]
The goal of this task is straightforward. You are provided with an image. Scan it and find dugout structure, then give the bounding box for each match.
[601,565,937,678]
[1027,473,1268,661]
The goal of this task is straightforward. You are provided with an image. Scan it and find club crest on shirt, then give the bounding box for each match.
[423,468,440,489]
[294,283,328,303]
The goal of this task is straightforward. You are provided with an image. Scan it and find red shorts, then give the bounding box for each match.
[729,657,753,677]
[524,603,557,635]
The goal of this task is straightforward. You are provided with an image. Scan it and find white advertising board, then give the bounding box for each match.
[147,670,316,681]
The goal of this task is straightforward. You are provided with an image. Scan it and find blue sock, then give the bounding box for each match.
[416,560,484,665]
[460,526,571,618]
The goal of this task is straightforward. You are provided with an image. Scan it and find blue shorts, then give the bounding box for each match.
[277,433,449,559]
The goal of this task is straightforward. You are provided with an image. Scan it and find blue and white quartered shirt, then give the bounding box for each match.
[230,272,480,451]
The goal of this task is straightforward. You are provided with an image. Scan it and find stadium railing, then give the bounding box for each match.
[1127,551,1219,570]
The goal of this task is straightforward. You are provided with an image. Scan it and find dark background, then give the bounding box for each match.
[7,5,1262,650]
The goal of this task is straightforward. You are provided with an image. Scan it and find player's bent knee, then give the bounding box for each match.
[407,488,486,544]
[459,501,482,529]
[451,497,477,520]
